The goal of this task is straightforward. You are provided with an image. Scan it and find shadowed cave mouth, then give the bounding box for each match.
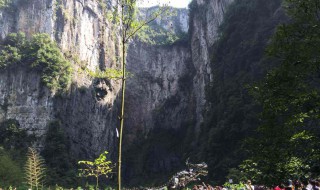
[94,78,112,101]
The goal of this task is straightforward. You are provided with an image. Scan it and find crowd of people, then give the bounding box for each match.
[274,179,320,190]
[191,179,320,190]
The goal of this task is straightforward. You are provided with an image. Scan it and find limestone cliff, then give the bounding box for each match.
[0,0,121,158]
[0,0,235,184]
[122,0,235,184]
[189,0,233,134]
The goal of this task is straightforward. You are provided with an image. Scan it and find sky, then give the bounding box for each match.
[137,0,192,8]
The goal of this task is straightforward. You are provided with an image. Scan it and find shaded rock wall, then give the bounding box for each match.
[0,0,235,183]
[126,42,193,141]
[189,0,234,134]
[121,0,235,184]
[0,68,53,142]
[0,0,121,158]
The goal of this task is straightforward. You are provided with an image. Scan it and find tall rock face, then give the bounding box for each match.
[122,1,236,185]
[123,0,284,185]
[0,68,54,140]
[189,0,234,134]
[126,43,192,135]
[0,0,275,186]
[194,0,285,183]
[0,0,121,158]
[123,8,194,184]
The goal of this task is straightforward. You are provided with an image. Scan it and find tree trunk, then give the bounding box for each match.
[118,36,126,190]
[96,176,99,190]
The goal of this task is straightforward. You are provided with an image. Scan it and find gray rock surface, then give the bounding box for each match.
[122,0,234,182]
[190,0,234,135]
[0,0,233,174]
[0,68,54,147]
[126,41,193,139]
[0,0,122,158]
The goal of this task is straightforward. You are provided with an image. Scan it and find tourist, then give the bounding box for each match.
[314,180,320,190]
[245,180,254,190]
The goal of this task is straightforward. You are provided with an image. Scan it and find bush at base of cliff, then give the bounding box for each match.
[0,147,24,188]
[0,120,36,188]
[0,119,35,153]
[0,32,73,93]
[42,120,78,187]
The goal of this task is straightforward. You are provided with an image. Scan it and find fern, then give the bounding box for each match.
[25,147,46,190]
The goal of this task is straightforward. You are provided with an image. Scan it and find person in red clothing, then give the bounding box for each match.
[274,185,282,190]
[275,184,285,190]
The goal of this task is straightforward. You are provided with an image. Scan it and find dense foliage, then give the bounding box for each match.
[0,119,34,153]
[196,0,284,184]
[0,0,10,9]
[0,147,24,188]
[0,119,35,188]
[0,32,72,92]
[0,119,80,189]
[42,121,77,187]
[239,0,320,185]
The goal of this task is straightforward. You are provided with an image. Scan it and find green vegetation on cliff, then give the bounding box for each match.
[137,23,188,45]
[197,0,284,184]
[0,0,10,9]
[0,32,72,92]
[137,8,188,45]
[238,0,320,185]
[0,0,29,10]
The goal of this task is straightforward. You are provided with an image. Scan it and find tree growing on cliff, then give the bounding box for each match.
[107,1,170,189]
[0,32,72,93]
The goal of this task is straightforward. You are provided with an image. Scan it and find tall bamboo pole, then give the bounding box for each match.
[116,3,168,189]
[118,3,126,190]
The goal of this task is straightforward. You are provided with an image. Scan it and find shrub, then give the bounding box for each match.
[78,151,113,190]
[0,147,24,188]
[42,120,77,187]
[0,119,35,153]
[0,32,73,93]
[0,0,11,9]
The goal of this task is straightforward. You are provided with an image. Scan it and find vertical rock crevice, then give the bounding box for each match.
[0,0,236,184]
[0,0,122,158]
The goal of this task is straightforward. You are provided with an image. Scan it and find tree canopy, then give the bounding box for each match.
[240,0,320,185]
[0,32,72,92]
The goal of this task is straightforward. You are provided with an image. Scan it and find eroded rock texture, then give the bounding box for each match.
[0,0,121,158]
[0,0,234,183]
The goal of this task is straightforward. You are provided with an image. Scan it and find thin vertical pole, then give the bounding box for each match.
[118,2,126,189]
